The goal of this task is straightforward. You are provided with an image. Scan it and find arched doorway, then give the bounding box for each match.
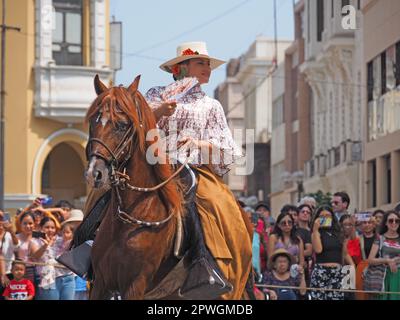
[41,142,87,209]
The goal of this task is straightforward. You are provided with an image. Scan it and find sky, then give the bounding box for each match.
[110,0,295,97]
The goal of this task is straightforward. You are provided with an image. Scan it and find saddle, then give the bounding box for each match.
[58,163,232,299]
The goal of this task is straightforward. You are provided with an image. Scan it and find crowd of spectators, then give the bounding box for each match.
[0,198,87,300]
[243,192,400,300]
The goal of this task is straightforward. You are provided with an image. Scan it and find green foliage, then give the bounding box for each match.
[305,190,332,208]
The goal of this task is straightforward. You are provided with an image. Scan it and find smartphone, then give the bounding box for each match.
[3,213,10,222]
[0,212,10,222]
[319,217,332,228]
[40,196,53,206]
[32,231,47,239]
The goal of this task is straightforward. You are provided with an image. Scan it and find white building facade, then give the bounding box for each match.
[300,0,364,212]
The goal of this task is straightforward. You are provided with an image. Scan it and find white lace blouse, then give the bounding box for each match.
[145,84,242,176]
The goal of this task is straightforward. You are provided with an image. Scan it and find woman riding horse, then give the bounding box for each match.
[83,42,252,300]
[145,42,252,300]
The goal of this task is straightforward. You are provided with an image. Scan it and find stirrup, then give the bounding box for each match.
[178,257,233,300]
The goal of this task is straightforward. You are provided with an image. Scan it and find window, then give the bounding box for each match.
[386,45,396,90]
[334,146,340,166]
[331,0,334,18]
[368,160,377,208]
[367,61,373,102]
[317,0,324,42]
[310,159,315,177]
[307,0,310,43]
[385,155,392,204]
[272,95,284,129]
[396,41,400,87]
[52,0,83,66]
[381,52,387,95]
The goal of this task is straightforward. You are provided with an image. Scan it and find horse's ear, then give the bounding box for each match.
[94,74,108,95]
[127,75,141,95]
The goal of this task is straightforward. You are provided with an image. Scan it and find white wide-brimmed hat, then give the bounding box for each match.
[61,209,84,226]
[160,41,225,73]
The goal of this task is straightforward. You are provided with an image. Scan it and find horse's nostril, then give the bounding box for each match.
[94,170,103,181]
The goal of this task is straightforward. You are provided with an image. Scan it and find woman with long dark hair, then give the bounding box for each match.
[368,211,400,300]
[310,206,354,300]
[268,212,304,267]
[15,212,37,286]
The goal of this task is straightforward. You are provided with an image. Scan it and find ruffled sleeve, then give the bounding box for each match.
[145,86,168,129]
[145,86,163,109]
[204,99,243,176]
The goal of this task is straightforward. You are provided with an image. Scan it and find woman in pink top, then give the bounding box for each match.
[15,212,36,285]
[268,212,304,268]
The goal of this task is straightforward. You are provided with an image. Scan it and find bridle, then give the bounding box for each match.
[86,96,187,229]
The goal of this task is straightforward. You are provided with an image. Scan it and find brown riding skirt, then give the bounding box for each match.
[194,165,252,300]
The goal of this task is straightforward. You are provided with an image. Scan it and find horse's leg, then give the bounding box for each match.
[89,280,111,300]
[123,275,147,300]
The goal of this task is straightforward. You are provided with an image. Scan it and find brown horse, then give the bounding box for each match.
[85,75,188,299]
[84,75,254,300]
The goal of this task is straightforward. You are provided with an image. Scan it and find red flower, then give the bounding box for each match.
[171,65,180,76]
[182,48,199,56]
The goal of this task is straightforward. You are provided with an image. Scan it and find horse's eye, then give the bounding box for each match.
[116,122,129,131]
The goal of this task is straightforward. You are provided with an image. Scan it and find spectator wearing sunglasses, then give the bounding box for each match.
[268,211,304,268]
[310,206,354,300]
[331,192,350,221]
[281,205,299,227]
[368,211,400,300]
[297,204,313,257]
[355,215,378,300]
[296,204,313,286]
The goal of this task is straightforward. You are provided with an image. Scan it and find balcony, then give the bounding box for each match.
[368,89,400,141]
[34,63,113,123]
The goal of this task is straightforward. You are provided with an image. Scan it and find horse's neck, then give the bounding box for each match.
[122,151,164,204]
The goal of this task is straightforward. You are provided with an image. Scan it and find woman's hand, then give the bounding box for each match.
[158,101,177,117]
[388,258,398,273]
[268,290,278,300]
[2,221,13,233]
[1,274,10,287]
[177,137,207,150]
[313,218,321,231]
[297,265,305,276]
[43,234,55,247]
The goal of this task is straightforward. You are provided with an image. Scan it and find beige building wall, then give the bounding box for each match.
[362,0,400,211]
[2,0,112,212]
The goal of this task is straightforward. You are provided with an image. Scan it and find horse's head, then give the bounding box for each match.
[85,74,144,188]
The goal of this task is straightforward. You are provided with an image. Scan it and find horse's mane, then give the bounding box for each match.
[85,87,184,221]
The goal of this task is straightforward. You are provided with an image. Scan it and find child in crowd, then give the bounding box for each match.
[61,221,88,300]
[3,260,35,300]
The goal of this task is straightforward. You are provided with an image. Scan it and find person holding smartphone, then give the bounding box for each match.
[310,206,354,300]
[30,216,75,300]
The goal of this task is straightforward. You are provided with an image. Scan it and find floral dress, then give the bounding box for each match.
[145,83,242,176]
[33,236,72,290]
[145,82,252,300]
